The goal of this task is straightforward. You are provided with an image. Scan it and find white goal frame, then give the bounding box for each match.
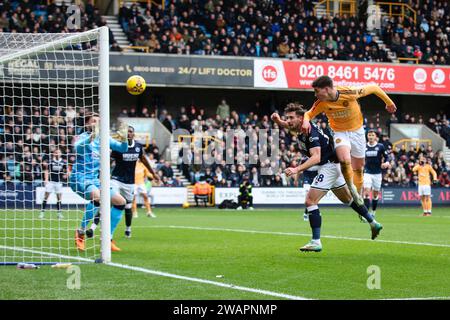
[0,26,111,264]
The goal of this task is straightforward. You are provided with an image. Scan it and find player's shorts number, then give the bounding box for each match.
[315,174,325,183]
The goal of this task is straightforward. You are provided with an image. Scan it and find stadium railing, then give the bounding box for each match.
[393,138,433,152]
[314,0,356,16]
[375,1,417,24]
[122,45,150,53]
[398,57,419,64]
[178,135,223,152]
[118,0,165,10]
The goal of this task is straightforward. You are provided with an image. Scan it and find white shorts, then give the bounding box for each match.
[418,185,431,196]
[310,162,346,191]
[134,183,148,195]
[111,179,135,202]
[333,126,366,158]
[363,173,382,191]
[45,181,63,194]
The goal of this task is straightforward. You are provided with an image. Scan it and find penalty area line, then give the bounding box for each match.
[135,225,450,248]
[0,244,309,300]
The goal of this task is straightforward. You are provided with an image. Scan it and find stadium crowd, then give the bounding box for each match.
[381,0,450,64]
[0,0,116,45]
[119,0,389,61]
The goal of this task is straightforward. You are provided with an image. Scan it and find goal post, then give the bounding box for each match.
[0,27,111,265]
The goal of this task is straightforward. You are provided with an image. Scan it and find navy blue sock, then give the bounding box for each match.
[350,201,374,223]
[364,198,371,210]
[372,198,378,211]
[307,206,322,240]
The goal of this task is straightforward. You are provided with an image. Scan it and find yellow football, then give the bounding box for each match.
[126,75,146,95]
[182,202,190,209]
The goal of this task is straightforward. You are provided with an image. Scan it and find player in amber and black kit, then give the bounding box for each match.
[363,130,390,218]
[272,103,383,252]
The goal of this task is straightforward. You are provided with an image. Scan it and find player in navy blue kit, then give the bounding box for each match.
[363,130,390,218]
[272,103,383,252]
[40,148,66,219]
[87,126,160,243]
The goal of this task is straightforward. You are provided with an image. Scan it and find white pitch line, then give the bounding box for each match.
[106,261,309,300]
[135,225,450,248]
[0,245,95,263]
[383,297,450,300]
[0,244,308,300]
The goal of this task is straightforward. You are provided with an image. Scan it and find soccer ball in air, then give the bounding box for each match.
[182,202,190,209]
[126,75,146,95]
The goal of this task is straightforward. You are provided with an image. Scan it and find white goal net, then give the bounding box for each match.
[0,27,111,265]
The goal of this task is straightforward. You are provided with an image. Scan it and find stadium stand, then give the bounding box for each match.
[116,0,390,61]
[121,102,449,188]
[381,0,450,64]
[0,0,117,45]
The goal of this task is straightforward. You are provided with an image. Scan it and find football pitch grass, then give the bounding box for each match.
[1,207,450,300]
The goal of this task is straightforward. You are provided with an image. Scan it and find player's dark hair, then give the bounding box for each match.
[312,76,334,89]
[84,111,99,132]
[284,102,306,116]
[367,129,378,137]
[128,125,135,132]
[84,111,99,122]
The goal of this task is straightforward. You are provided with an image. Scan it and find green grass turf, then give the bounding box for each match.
[1,207,450,300]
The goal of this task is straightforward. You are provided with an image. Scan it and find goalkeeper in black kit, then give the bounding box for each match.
[237,175,254,210]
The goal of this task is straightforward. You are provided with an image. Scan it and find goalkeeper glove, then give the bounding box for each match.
[111,121,129,142]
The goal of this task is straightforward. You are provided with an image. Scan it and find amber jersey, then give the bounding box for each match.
[304,85,394,132]
[135,161,152,185]
[412,164,437,186]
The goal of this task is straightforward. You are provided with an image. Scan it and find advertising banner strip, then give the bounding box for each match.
[4,52,449,94]
[110,54,254,87]
[0,52,254,88]
[254,59,450,95]
[0,185,449,207]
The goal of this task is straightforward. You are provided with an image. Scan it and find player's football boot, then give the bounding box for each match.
[147,211,157,218]
[39,211,45,219]
[124,229,131,238]
[111,240,122,252]
[75,229,85,251]
[299,240,322,252]
[371,222,383,240]
[57,211,64,219]
[85,228,94,238]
